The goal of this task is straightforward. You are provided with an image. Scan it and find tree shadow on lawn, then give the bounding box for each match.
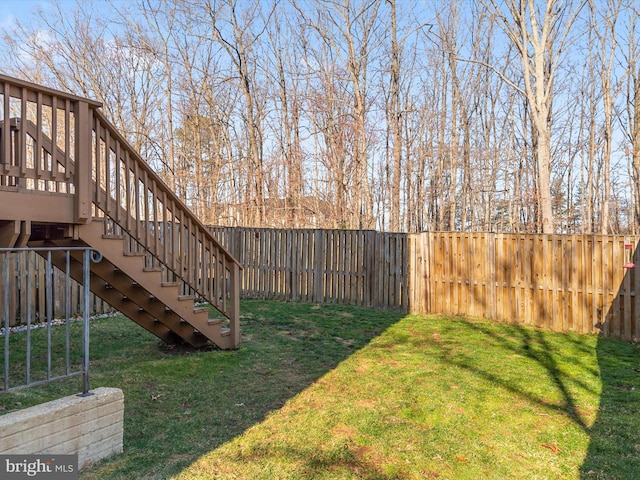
[436,319,599,431]
[434,318,640,479]
[579,335,640,479]
[81,300,405,480]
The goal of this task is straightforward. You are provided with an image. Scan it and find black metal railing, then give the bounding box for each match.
[1,247,101,395]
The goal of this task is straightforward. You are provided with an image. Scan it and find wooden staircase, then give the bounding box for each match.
[0,74,241,349]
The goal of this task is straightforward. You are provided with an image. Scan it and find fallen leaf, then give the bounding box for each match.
[455,456,468,462]
[541,443,561,454]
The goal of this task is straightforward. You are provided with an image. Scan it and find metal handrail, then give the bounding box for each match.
[0,247,101,396]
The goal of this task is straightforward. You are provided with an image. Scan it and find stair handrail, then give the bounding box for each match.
[91,108,241,341]
[92,109,241,265]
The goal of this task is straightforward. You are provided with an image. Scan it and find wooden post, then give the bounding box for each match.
[230,261,241,348]
[2,82,10,175]
[74,101,92,223]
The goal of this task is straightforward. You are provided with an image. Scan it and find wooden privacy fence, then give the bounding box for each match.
[0,251,112,327]
[408,232,640,340]
[211,227,639,340]
[4,228,636,339]
[209,227,408,309]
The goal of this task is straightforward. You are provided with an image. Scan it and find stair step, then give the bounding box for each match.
[123,251,146,257]
[194,306,209,314]
[143,267,162,272]
[221,328,231,337]
[161,281,180,287]
[102,234,124,240]
[178,294,195,301]
[208,318,223,326]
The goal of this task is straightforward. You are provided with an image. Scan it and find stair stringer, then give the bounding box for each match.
[75,221,234,349]
[41,246,184,345]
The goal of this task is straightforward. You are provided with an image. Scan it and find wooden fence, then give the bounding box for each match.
[3,229,637,340]
[209,227,408,309]
[0,251,113,327]
[212,228,639,340]
[408,232,640,340]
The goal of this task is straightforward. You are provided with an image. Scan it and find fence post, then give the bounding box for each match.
[3,253,9,390]
[486,233,498,320]
[230,262,241,347]
[313,230,324,303]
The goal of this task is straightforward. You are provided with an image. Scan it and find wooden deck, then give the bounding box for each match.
[0,74,241,348]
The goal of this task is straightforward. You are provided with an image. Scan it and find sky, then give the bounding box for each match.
[0,0,52,23]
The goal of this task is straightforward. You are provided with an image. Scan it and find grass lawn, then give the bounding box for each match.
[1,300,640,479]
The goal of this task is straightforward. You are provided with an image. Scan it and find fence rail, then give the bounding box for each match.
[1,247,98,395]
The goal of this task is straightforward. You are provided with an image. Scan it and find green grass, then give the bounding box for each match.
[1,301,640,479]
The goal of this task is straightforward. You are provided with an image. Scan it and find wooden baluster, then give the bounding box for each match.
[161,190,169,266]
[152,180,159,258]
[124,150,132,233]
[19,89,27,179]
[35,92,42,185]
[114,141,121,225]
[104,129,111,217]
[65,99,71,181]
[143,171,150,249]
[93,119,101,209]
[134,160,141,243]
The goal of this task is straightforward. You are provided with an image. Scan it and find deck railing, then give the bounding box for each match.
[0,74,241,338]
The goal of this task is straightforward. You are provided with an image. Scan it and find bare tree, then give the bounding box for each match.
[295,0,383,229]
[264,1,306,227]
[590,0,624,233]
[201,0,270,225]
[482,0,586,233]
[623,3,640,233]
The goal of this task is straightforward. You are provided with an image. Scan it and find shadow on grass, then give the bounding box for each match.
[436,319,599,431]
[433,317,640,479]
[579,336,640,479]
[79,300,404,480]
